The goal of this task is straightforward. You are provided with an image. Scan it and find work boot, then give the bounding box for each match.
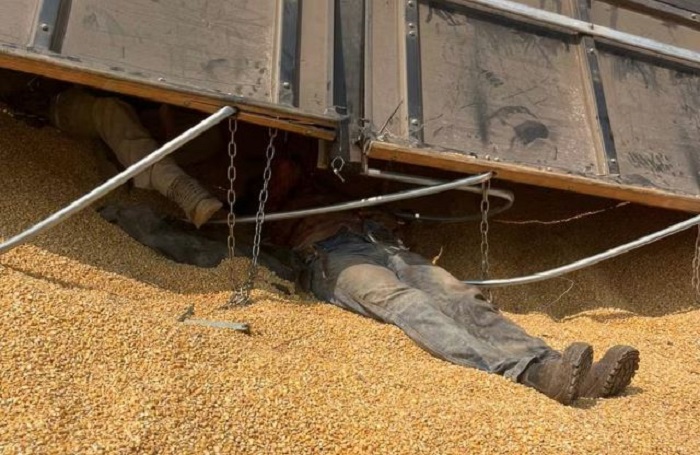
[166,175,223,228]
[579,345,640,399]
[520,342,593,405]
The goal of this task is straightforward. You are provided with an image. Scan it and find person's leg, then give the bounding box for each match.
[310,235,550,379]
[388,250,558,378]
[389,249,637,399]
[310,235,596,405]
[50,88,222,227]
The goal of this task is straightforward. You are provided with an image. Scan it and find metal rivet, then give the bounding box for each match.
[407,0,415,7]
[494,157,500,162]
[408,30,416,37]
[588,47,595,54]
[485,155,491,160]
[692,13,698,20]
[158,77,165,82]
[408,22,415,29]
[410,118,419,126]
[546,167,553,171]
[40,23,50,32]
[282,81,291,89]
[610,158,617,163]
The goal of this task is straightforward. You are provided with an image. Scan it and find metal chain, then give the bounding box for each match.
[225,127,278,307]
[692,225,700,304]
[480,179,493,301]
[226,117,238,289]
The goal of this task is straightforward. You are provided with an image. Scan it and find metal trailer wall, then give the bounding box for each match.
[2,0,700,212]
[0,0,339,140]
[366,0,700,212]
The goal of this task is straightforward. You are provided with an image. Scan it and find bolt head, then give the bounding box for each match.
[282,81,291,89]
[410,118,419,126]
[40,23,50,32]
[408,30,416,37]
[407,0,415,7]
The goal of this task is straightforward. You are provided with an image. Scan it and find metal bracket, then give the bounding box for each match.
[278,0,301,106]
[575,0,619,175]
[32,0,71,52]
[405,0,424,143]
[331,0,366,166]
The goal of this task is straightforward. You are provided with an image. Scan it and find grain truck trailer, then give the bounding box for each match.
[1,0,700,213]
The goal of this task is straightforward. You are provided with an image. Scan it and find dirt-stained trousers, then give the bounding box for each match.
[308,228,558,381]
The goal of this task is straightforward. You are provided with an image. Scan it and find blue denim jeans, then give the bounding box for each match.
[309,229,557,381]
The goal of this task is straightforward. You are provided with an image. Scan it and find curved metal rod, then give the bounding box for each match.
[363,168,513,201]
[209,172,493,224]
[465,213,700,288]
[0,106,237,255]
[362,168,514,223]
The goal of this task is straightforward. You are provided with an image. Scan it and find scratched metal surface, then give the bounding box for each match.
[420,1,598,174]
[599,49,700,195]
[60,0,276,101]
[0,0,41,46]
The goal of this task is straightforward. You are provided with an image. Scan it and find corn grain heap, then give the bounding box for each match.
[1,112,699,454]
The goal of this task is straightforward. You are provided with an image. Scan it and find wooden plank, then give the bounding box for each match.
[418,2,599,174]
[298,0,334,114]
[369,141,700,212]
[0,0,41,46]
[592,1,700,52]
[61,0,276,101]
[596,48,700,196]
[0,44,338,141]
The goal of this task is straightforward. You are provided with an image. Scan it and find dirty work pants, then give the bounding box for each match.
[49,88,186,195]
[309,231,557,381]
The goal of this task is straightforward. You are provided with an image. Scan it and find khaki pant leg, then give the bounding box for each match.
[52,88,189,193]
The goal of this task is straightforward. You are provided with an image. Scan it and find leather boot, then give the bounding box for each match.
[166,175,223,228]
[520,342,593,405]
[579,345,639,399]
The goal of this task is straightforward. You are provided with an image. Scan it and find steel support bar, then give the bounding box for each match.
[209,172,494,223]
[278,0,301,106]
[465,212,700,288]
[443,0,700,69]
[574,0,619,175]
[32,0,70,52]
[0,106,236,255]
[404,0,424,142]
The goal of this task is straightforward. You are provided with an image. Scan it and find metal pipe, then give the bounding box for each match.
[0,106,236,255]
[465,213,700,288]
[210,172,494,224]
[364,167,513,201]
[364,168,514,222]
[445,0,700,68]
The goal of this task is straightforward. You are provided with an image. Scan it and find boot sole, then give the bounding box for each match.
[557,343,594,405]
[583,345,640,398]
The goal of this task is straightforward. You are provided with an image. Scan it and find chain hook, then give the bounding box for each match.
[331,156,346,183]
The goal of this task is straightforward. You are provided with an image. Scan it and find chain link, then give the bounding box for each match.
[225,127,278,307]
[480,179,492,301]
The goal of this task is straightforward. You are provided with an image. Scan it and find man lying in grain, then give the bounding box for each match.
[263,172,641,406]
[103,165,640,406]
